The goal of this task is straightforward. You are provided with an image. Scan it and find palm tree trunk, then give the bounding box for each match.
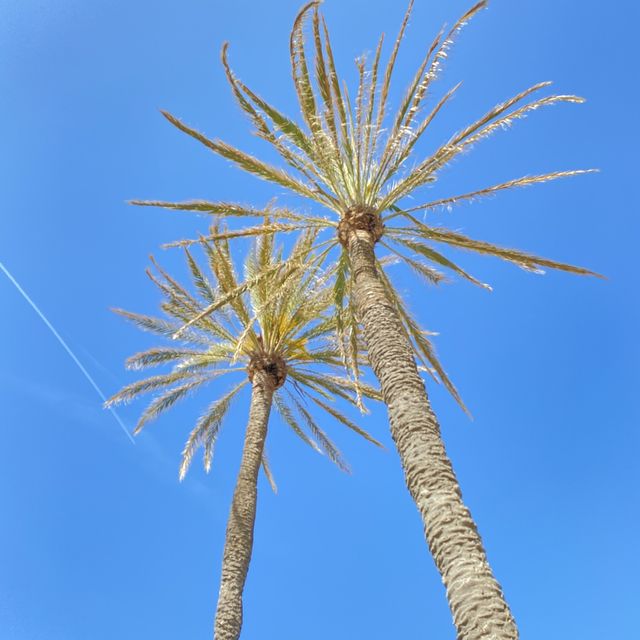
[346,228,518,640]
[214,370,273,640]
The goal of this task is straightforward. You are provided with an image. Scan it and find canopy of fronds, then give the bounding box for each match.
[107,227,382,482]
[132,0,600,410]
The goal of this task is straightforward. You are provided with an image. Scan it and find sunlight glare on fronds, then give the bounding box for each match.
[137,1,598,413]
[111,219,382,478]
[179,380,248,480]
[396,170,598,214]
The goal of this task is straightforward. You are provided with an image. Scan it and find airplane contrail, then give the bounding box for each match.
[0,260,136,445]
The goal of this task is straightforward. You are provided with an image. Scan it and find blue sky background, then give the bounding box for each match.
[1,1,638,638]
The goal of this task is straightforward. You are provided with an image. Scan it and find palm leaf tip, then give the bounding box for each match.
[261,453,278,494]
[469,0,489,15]
[403,169,599,214]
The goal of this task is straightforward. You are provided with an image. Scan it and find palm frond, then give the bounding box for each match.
[105,369,198,406]
[290,393,350,472]
[221,42,324,186]
[375,30,442,183]
[164,221,330,249]
[112,308,210,346]
[130,199,312,223]
[374,0,488,188]
[379,81,462,187]
[179,380,247,479]
[274,392,321,454]
[125,347,203,371]
[386,235,492,289]
[396,170,597,214]
[174,348,239,372]
[202,234,252,326]
[372,0,415,154]
[261,450,278,494]
[290,369,381,404]
[320,15,352,164]
[308,395,383,448]
[447,94,586,159]
[312,7,340,154]
[395,213,602,277]
[378,83,585,208]
[290,2,322,138]
[146,260,233,340]
[185,248,216,302]
[378,243,445,285]
[416,1,487,105]
[161,110,333,205]
[135,376,212,434]
[363,33,385,175]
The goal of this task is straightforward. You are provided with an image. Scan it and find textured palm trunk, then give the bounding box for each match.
[347,228,518,640]
[213,370,273,640]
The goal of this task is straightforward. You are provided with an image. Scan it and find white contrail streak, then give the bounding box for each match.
[0,260,136,445]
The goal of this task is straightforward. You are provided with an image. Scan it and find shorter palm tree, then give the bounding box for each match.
[106,227,382,640]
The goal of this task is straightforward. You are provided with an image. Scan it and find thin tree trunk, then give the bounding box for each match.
[214,370,273,640]
[347,228,518,640]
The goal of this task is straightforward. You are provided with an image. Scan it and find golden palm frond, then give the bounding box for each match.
[107,221,382,481]
[133,1,600,409]
[394,170,598,214]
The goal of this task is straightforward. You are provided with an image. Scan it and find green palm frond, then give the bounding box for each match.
[109,219,382,480]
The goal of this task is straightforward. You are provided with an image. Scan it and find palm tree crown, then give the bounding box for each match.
[133,0,599,408]
[107,228,381,480]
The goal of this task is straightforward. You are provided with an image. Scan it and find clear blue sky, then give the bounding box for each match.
[1,1,637,638]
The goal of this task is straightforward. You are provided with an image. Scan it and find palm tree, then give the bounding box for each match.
[131,2,600,637]
[106,228,382,640]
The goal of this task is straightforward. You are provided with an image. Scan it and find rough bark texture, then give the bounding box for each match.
[213,371,273,640]
[347,228,518,640]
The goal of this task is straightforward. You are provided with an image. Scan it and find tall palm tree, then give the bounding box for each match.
[132,2,600,637]
[107,228,382,640]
